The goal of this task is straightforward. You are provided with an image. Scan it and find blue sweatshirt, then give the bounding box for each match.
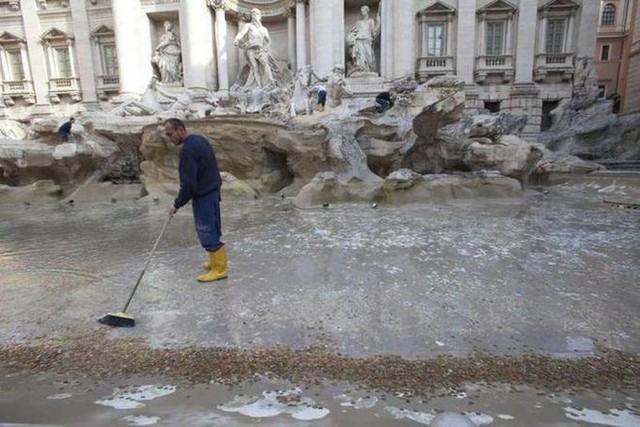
[174,134,222,210]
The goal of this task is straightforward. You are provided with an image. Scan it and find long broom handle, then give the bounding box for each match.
[121,214,172,313]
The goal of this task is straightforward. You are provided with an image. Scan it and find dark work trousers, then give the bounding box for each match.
[192,189,223,252]
[318,90,327,106]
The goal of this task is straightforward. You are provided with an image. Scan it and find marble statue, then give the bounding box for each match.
[112,78,161,116]
[327,65,352,107]
[292,66,312,116]
[233,8,276,89]
[346,5,381,76]
[152,21,183,84]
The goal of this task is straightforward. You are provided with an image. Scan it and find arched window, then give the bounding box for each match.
[601,4,616,26]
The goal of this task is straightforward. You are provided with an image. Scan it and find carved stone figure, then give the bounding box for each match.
[345,5,381,76]
[152,21,183,84]
[111,78,161,116]
[327,65,352,107]
[233,8,276,89]
[292,66,311,116]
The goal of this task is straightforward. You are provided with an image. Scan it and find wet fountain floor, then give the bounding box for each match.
[1,175,639,425]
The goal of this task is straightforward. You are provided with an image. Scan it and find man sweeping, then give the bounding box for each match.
[165,118,227,282]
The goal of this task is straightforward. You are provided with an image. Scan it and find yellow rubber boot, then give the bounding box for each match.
[197,246,228,282]
[201,244,223,269]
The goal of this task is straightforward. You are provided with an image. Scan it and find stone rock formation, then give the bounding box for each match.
[0,71,606,205]
[538,57,640,161]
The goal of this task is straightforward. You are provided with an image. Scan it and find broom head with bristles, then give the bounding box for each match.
[98,312,135,327]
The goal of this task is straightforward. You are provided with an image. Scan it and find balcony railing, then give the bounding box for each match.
[2,80,34,95]
[48,77,80,92]
[534,53,575,82]
[474,55,514,83]
[598,24,626,34]
[416,56,455,79]
[97,74,120,88]
[536,52,575,69]
[476,55,513,69]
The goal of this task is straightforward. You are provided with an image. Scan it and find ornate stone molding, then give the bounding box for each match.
[207,0,229,11]
[209,0,293,19]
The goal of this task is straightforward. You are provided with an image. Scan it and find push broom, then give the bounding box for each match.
[98,214,172,327]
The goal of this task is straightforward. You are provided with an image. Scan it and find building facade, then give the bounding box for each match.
[622,0,640,113]
[0,0,599,136]
[594,0,634,111]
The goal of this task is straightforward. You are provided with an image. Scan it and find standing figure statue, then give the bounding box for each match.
[346,5,381,76]
[152,21,183,84]
[233,8,276,89]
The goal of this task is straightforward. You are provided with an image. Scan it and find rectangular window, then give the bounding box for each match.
[484,101,501,113]
[546,19,565,54]
[7,50,25,81]
[597,85,606,98]
[485,21,505,56]
[54,47,72,78]
[101,44,118,76]
[600,44,611,61]
[427,24,445,57]
[7,50,24,81]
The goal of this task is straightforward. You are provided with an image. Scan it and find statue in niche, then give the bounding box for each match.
[345,5,381,76]
[152,21,183,85]
[233,8,276,89]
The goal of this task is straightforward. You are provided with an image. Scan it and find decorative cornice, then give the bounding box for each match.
[207,0,228,11]
[209,0,293,19]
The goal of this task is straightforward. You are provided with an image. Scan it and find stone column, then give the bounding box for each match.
[380,0,394,78]
[505,15,512,54]
[392,0,415,78]
[180,0,215,90]
[515,2,537,84]
[511,2,541,139]
[566,13,575,52]
[67,42,77,78]
[577,1,599,57]
[286,8,296,71]
[0,47,10,81]
[19,44,31,79]
[296,0,307,68]
[446,15,453,57]
[538,15,547,53]
[70,0,97,104]
[309,0,334,78]
[19,0,49,106]
[212,1,229,94]
[456,0,476,84]
[112,0,147,97]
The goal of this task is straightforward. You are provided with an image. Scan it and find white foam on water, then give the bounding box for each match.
[546,393,572,404]
[385,406,435,425]
[291,406,330,420]
[497,414,515,420]
[336,394,379,409]
[218,388,330,421]
[47,393,72,400]
[464,412,495,425]
[122,415,161,426]
[564,407,640,426]
[95,385,176,409]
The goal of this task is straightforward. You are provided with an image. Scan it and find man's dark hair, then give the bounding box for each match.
[69,117,75,122]
[164,118,186,130]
